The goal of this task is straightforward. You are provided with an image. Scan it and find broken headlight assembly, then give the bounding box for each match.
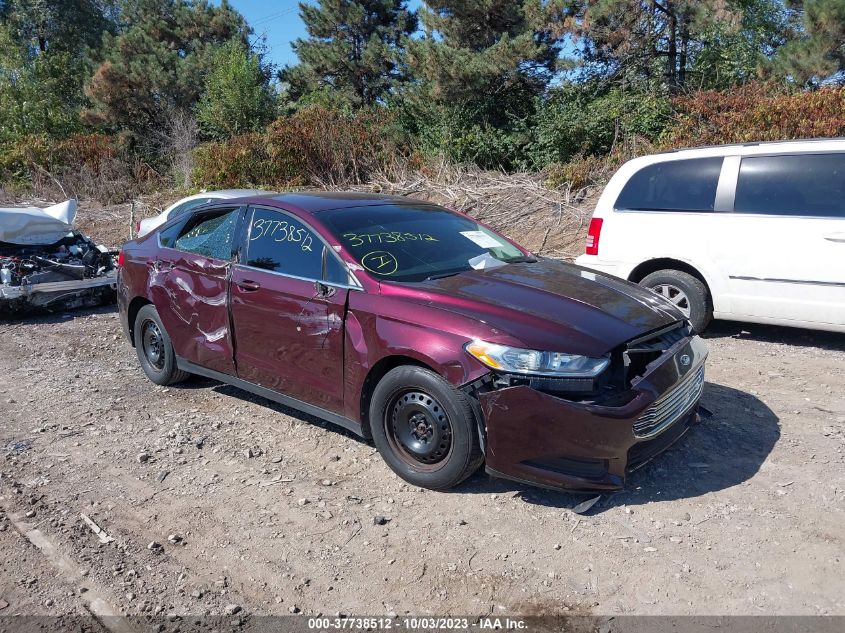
[464,340,610,377]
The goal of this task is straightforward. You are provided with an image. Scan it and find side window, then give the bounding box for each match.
[173,209,239,260]
[324,250,350,285]
[735,153,845,217]
[615,157,723,212]
[245,208,322,279]
[158,220,185,248]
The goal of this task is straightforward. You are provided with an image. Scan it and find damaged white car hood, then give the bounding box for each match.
[0,200,78,245]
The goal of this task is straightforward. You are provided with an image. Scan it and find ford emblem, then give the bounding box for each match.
[680,354,691,367]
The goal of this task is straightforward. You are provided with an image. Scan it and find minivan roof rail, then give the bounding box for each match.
[655,136,845,154]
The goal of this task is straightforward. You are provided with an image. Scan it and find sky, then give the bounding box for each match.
[229,0,423,71]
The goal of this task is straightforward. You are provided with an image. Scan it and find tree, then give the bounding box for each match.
[197,39,275,140]
[771,0,845,84]
[546,1,788,91]
[281,0,417,108]
[409,0,561,103]
[84,0,250,139]
[0,0,115,141]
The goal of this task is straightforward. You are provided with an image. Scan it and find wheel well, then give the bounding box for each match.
[126,297,152,346]
[358,355,432,439]
[628,258,711,293]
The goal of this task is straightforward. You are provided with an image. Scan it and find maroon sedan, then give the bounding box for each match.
[117,193,707,492]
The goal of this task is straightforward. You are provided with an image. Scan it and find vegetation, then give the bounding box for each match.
[1,0,844,200]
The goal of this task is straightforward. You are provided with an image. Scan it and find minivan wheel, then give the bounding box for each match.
[133,304,190,385]
[640,269,713,332]
[370,366,483,490]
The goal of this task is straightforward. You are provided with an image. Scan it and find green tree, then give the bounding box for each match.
[0,0,115,141]
[546,1,788,91]
[197,39,275,140]
[281,0,417,108]
[409,0,561,103]
[84,0,250,138]
[771,0,845,84]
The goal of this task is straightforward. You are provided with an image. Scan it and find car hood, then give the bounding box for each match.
[400,258,684,356]
[0,200,77,245]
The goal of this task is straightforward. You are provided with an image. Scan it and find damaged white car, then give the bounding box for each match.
[0,200,116,315]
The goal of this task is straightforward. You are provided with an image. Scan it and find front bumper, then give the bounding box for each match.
[480,334,708,492]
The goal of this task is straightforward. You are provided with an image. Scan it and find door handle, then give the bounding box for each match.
[824,233,845,243]
[236,279,261,292]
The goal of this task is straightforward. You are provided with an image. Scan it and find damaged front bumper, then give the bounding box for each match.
[480,334,708,492]
[0,273,117,309]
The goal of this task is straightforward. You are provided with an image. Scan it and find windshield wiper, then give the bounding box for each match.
[507,256,538,264]
[423,271,464,281]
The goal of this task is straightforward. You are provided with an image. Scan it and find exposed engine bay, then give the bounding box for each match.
[0,200,117,315]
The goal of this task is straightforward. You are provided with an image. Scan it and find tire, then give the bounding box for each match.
[133,304,190,386]
[369,366,484,490]
[640,269,713,332]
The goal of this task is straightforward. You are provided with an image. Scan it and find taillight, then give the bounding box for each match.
[135,222,141,235]
[585,217,603,256]
[117,250,125,267]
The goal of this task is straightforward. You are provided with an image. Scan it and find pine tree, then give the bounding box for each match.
[197,39,276,140]
[772,0,845,84]
[281,0,417,108]
[545,0,787,91]
[84,0,250,137]
[409,0,561,103]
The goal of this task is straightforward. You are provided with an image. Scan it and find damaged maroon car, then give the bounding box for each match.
[117,193,707,492]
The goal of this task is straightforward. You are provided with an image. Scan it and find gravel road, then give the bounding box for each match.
[0,307,843,623]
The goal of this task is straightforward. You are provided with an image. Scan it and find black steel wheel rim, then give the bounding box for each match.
[386,390,452,471]
[142,320,166,371]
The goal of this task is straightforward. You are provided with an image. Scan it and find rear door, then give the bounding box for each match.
[230,206,354,414]
[149,207,242,375]
[713,153,845,328]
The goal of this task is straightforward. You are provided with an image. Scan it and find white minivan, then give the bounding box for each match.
[575,139,845,333]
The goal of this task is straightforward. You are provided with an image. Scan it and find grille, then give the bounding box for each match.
[633,365,705,438]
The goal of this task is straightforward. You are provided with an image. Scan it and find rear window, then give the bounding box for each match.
[615,157,723,212]
[734,153,845,217]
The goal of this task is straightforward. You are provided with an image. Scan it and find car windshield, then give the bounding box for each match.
[319,204,529,282]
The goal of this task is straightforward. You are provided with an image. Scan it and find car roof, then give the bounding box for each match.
[233,191,432,214]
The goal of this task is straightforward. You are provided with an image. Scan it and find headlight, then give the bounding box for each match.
[464,340,609,377]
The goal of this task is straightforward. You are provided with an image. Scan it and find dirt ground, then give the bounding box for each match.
[0,197,843,624]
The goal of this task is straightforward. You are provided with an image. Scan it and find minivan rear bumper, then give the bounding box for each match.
[480,335,708,492]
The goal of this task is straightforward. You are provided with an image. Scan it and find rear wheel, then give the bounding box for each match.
[640,269,712,332]
[370,366,483,490]
[133,304,190,385]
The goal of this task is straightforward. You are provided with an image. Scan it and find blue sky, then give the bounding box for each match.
[230,0,423,70]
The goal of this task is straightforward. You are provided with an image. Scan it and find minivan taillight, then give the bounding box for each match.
[585,217,603,256]
[117,250,125,267]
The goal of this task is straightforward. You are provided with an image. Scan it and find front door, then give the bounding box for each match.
[149,207,241,375]
[230,207,350,414]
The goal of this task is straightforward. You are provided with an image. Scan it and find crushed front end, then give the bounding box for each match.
[474,322,708,491]
[0,201,117,316]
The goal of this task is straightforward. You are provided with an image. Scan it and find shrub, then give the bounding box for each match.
[665,83,845,147]
[0,133,163,202]
[192,106,404,188]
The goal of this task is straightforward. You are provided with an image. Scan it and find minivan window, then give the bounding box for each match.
[735,153,845,218]
[173,209,239,260]
[244,208,323,280]
[615,157,723,212]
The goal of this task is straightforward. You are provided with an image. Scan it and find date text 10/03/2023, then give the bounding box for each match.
[307,617,527,630]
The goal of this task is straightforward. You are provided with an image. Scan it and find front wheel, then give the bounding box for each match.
[369,366,483,490]
[640,269,713,332]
